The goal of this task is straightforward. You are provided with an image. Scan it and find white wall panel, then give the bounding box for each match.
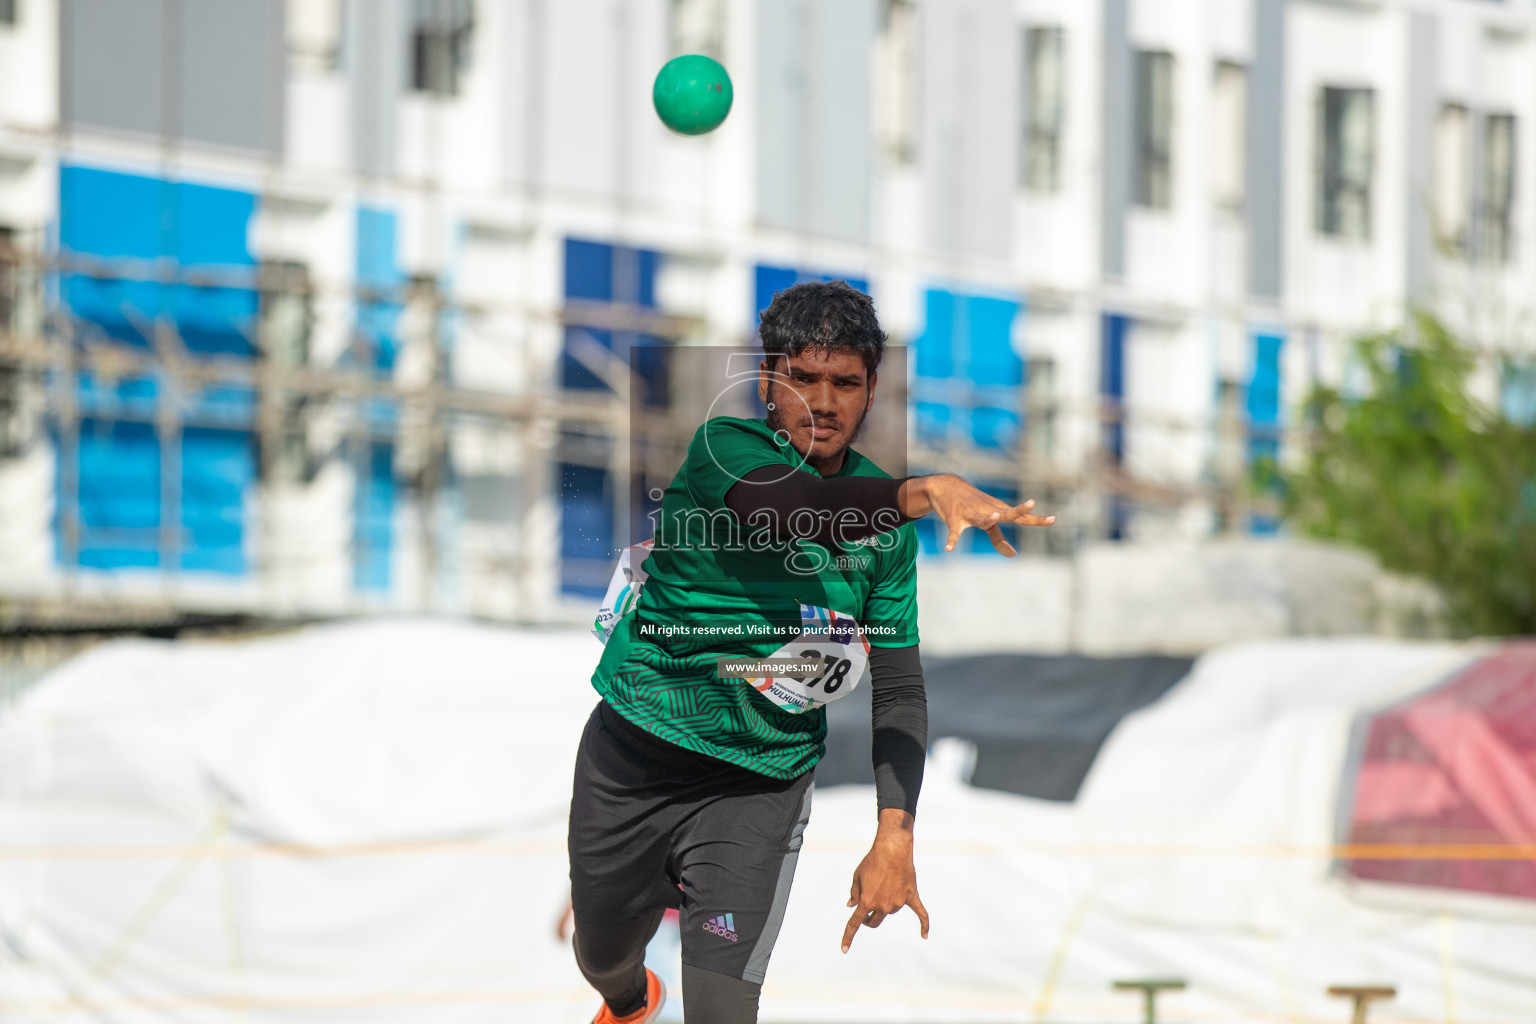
[925,0,1016,261]
[756,0,876,244]
[543,0,620,200]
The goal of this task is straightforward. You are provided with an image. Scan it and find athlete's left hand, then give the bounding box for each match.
[841,809,929,952]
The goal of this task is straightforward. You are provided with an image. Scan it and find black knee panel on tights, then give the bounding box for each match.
[682,963,762,1024]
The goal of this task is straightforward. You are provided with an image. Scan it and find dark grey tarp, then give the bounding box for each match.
[819,653,1194,802]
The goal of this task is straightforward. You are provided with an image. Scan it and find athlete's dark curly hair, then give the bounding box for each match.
[757,280,886,377]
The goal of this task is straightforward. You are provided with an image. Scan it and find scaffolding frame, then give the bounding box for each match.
[0,233,1294,630]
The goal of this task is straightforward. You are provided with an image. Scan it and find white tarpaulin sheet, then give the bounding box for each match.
[2,620,1534,1023]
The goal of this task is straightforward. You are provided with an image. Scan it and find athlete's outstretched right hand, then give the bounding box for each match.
[897,474,1055,555]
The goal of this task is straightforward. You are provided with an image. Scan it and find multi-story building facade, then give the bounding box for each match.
[0,0,1533,624]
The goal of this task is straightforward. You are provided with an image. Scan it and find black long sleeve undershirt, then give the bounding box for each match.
[868,645,927,817]
[723,465,909,550]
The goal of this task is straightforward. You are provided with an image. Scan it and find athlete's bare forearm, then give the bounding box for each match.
[875,807,915,842]
[895,476,938,519]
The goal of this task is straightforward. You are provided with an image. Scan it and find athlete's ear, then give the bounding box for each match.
[758,360,771,407]
[865,368,878,413]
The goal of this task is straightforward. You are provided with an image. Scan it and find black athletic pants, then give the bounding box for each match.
[568,703,814,1023]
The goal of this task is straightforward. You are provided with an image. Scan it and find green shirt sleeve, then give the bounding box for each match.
[685,417,793,512]
[863,524,921,647]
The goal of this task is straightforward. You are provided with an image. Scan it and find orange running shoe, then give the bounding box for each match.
[591,968,666,1024]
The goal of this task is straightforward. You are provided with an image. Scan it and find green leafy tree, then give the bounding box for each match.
[1286,313,1536,636]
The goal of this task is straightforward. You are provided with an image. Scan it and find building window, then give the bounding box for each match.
[1317,86,1374,240]
[1020,27,1065,192]
[876,0,920,165]
[1435,103,1470,255]
[670,0,723,60]
[1134,51,1174,209]
[288,0,343,74]
[1481,113,1516,264]
[411,0,475,96]
[1211,61,1247,212]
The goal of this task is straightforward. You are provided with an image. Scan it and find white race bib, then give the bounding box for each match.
[592,540,652,645]
[737,604,871,715]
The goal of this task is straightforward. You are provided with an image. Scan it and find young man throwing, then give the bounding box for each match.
[568,281,1054,1023]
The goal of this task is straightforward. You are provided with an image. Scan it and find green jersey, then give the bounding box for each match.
[591,416,920,779]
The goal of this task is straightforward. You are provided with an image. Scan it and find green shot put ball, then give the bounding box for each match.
[653,55,733,136]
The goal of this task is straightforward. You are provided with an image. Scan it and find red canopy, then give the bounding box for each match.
[1342,643,1536,900]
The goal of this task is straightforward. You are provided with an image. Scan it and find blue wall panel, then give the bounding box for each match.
[1248,330,1285,535]
[914,288,1024,455]
[175,183,259,266]
[1100,314,1129,463]
[915,289,956,380]
[559,238,663,598]
[60,166,164,348]
[913,289,957,451]
[353,441,395,593]
[562,238,661,392]
[60,165,166,259]
[1247,332,1284,430]
[1100,313,1131,540]
[352,206,402,591]
[74,419,162,570]
[356,205,403,373]
[173,181,258,358]
[967,297,1024,387]
[57,164,256,574]
[566,237,659,306]
[912,287,1025,553]
[559,462,614,595]
[965,295,1024,449]
[60,165,257,357]
[180,426,253,574]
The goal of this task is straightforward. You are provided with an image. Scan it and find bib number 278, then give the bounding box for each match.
[800,651,853,694]
[742,604,871,714]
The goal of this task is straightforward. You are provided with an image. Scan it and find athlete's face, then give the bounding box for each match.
[758,348,877,474]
